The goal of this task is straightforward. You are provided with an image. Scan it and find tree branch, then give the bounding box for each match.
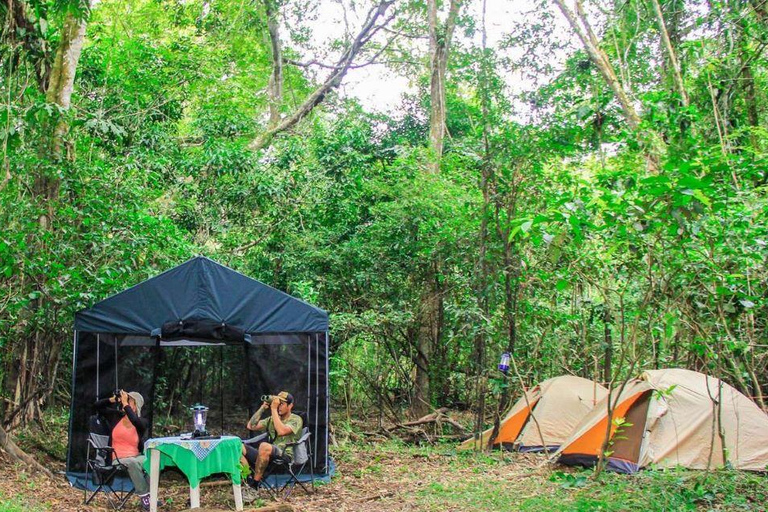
[249,0,396,151]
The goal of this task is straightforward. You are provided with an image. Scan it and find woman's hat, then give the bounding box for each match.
[127,391,144,416]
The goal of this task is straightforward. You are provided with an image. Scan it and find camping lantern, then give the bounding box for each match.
[498,352,511,374]
[190,404,209,437]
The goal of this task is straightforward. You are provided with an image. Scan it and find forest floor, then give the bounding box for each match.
[1,415,767,512]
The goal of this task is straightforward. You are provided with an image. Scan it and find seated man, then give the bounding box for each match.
[241,391,303,488]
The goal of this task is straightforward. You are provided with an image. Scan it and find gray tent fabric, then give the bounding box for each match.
[75,256,328,334]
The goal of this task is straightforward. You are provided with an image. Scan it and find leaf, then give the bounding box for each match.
[556,279,569,291]
[739,300,755,309]
[521,220,533,233]
[692,189,711,206]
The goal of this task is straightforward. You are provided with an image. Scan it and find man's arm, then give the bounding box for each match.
[269,398,296,437]
[246,404,268,431]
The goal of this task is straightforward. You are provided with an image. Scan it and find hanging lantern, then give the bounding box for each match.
[190,404,209,437]
[498,352,511,374]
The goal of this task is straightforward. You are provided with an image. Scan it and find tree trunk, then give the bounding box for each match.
[263,0,283,129]
[249,0,394,151]
[649,0,688,107]
[4,5,89,430]
[410,0,461,418]
[472,0,492,441]
[0,423,54,478]
[412,265,442,418]
[603,305,612,384]
[426,0,462,174]
[552,0,664,171]
[552,0,641,130]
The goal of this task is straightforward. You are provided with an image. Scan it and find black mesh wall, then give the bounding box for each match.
[67,330,330,489]
[67,333,156,482]
[245,333,328,473]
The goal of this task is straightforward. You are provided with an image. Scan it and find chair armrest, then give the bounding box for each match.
[284,431,311,448]
[243,432,269,445]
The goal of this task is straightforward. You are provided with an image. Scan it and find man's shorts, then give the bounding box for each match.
[243,441,291,467]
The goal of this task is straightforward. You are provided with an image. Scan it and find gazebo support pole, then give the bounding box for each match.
[150,337,160,437]
[114,335,119,391]
[325,330,329,472]
[243,341,252,418]
[220,345,224,432]
[96,334,100,399]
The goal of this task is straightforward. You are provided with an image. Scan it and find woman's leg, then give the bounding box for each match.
[118,455,150,495]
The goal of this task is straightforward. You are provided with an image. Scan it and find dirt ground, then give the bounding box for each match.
[0,442,549,512]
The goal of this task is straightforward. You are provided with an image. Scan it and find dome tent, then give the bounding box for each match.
[66,256,330,490]
[459,375,608,452]
[555,368,768,473]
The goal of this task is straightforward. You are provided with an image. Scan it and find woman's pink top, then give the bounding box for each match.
[112,420,140,459]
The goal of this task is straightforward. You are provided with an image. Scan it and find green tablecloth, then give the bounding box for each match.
[143,436,242,488]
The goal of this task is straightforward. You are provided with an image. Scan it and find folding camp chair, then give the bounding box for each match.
[83,415,135,510]
[262,427,314,498]
[243,416,315,498]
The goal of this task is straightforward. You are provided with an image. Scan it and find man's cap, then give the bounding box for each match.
[127,391,144,416]
[277,391,294,405]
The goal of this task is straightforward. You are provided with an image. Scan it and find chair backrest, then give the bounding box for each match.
[291,428,311,465]
[87,414,113,467]
[89,433,111,467]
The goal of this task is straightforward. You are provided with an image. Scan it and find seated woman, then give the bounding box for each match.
[95,389,153,511]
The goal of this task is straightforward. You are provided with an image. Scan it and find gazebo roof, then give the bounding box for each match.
[74,256,328,334]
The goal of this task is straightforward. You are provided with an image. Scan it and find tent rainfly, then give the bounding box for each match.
[459,375,608,452]
[65,256,331,490]
[554,368,768,473]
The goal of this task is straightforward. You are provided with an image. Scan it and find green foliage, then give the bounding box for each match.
[1,0,767,435]
[550,470,589,489]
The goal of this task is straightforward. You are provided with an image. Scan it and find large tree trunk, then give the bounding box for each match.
[0,424,54,477]
[410,0,462,419]
[426,0,462,174]
[4,4,89,430]
[263,0,283,129]
[412,265,442,418]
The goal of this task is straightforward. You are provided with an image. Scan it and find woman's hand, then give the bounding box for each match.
[119,390,129,406]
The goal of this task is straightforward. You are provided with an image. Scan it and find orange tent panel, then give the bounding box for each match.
[562,392,646,456]
[493,399,538,445]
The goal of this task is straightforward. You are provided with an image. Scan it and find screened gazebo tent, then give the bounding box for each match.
[66,256,330,490]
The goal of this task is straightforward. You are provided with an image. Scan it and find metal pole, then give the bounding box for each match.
[150,336,161,437]
[314,333,319,468]
[96,334,100,398]
[243,340,252,419]
[65,330,80,476]
[325,330,329,473]
[220,345,224,432]
[114,334,119,391]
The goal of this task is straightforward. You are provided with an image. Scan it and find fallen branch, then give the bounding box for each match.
[358,490,395,502]
[194,505,293,512]
[384,407,468,434]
